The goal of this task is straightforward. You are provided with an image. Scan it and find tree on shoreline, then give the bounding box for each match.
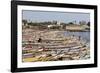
[22,20,27,26]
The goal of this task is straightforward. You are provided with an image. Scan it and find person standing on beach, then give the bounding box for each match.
[79,36,81,41]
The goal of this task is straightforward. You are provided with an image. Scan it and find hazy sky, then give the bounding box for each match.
[22,10,90,23]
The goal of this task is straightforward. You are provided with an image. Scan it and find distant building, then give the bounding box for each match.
[47,25,53,28]
[57,21,61,26]
[47,21,62,29]
[22,22,28,26]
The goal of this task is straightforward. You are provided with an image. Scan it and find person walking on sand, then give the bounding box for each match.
[78,36,81,41]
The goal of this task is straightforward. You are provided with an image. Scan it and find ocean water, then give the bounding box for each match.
[63,31,90,42]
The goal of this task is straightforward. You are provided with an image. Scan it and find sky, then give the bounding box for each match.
[22,10,90,24]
